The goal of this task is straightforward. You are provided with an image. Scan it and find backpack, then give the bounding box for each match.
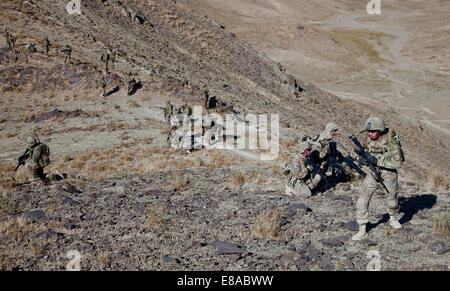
[39,143,51,167]
[384,130,405,169]
[283,156,297,185]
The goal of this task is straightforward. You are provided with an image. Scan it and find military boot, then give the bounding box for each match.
[352,224,368,241]
[389,217,402,229]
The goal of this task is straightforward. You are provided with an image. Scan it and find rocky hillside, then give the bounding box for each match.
[0,0,448,270]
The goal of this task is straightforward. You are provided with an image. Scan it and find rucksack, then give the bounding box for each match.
[39,143,51,167]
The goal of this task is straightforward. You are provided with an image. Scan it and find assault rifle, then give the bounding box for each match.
[349,135,389,193]
[12,149,30,181]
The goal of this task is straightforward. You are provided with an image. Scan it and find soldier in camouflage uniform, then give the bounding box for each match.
[62,45,72,64]
[101,49,113,74]
[352,116,405,240]
[42,37,51,56]
[164,100,174,125]
[21,136,51,184]
[125,73,136,96]
[284,141,323,197]
[99,76,107,97]
[4,29,11,49]
[181,103,192,116]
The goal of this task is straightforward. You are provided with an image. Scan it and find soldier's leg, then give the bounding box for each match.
[25,163,42,183]
[382,169,402,228]
[352,174,378,240]
[304,173,324,195]
[287,181,312,197]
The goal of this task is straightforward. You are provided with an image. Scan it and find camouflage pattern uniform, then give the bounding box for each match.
[125,73,136,95]
[310,131,332,171]
[62,45,72,64]
[182,103,192,116]
[4,29,11,49]
[42,37,51,56]
[164,101,174,125]
[101,50,113,74]
[352,117,404,240]
[99,76,107,97]
[284,141,323,197]
[23,137,50,183]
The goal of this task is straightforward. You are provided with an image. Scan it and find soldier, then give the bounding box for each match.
[100,49,113,74]
[21,136,51,184]
[61,45,72,64]
[181,103,192,116]
[42,37,51,56]
[99,75,107,97]
[203,87,210,109]
[125,73,136,95]
[351,116,405,240]
[164,100,174,125]
[25,43,36,54]
[325,122,339,138]
[4,29,11,49]
[284,141,323,197]
[9,33,17,51]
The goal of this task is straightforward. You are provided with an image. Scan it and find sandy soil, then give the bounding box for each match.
[188,0,450,137]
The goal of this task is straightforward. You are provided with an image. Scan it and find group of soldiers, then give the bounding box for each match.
[14,116,404,240]
[3,29,53,57]
[284,117,405,240]
[164,101,196,152]
[4,29,17,51]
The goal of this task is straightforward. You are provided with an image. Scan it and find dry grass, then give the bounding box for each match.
[171,174,188,190]
[252,209,283,239]
[433,208,449,237]
[146,204,169,229]
[230,171,246,185]
[126,99,140,108]
[0,195,15,217]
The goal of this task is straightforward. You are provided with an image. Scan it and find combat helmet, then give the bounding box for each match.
[325,122,339,134]
[26,136,38,147]
[297,141,312,154]
[365,116,385,132]
[318,130,332,142]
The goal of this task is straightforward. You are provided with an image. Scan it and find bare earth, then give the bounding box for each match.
[190,0,450,136]
[0,0,448,271]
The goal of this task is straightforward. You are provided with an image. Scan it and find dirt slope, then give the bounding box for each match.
[0,0,448,271]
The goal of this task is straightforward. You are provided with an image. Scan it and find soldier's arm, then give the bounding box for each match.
[294,159,310,180]
[318,143,330,159]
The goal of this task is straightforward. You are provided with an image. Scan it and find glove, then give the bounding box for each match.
[358,157,368,166]
[354,148,363,156]
[367,156,378,166]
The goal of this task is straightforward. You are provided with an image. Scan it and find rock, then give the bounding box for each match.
[436,248,450,255]
[279,217,289,226]
[307,245,323,261]
[344,220,359,231]
[363,240,377,247]
[225,209,236,219]
[294,256,309,271]
[191,241,208,248]
[320,259,334,271]
[21,210,46,222]
[320,238,344,248]
[210,241,244,255]
[62,197,77,205]
[33,108,85,123]
[163,256,181,264]
[33,230,64,239]
[57,182,81,194]
[284,203,308,217]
